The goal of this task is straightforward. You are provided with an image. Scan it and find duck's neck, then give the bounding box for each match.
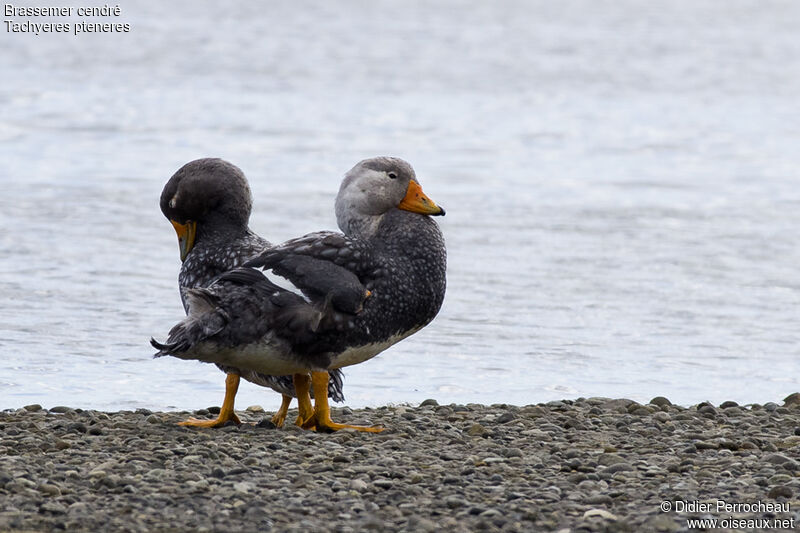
[374,209,444,255]
[339,213,383,240]
[195,217,250,246]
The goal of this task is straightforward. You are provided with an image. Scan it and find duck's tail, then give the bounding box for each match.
[151,289,228,358]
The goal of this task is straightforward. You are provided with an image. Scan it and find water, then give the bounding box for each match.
[2,0,799,411]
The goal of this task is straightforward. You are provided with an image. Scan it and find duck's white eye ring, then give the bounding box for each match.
[387,171,398,180]
[170,195,178,209]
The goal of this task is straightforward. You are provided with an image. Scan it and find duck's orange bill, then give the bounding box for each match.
[170,219,197,262]
[397,180,445,216]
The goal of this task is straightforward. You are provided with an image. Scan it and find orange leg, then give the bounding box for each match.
[293,374,315,427]
[270,394,292,427]
[179,373,242,428]
[303,371,384,433]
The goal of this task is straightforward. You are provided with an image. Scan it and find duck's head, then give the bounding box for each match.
[335,157,444,236]
[160,158,253,261]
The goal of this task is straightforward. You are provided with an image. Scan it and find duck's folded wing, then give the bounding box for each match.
[245,232,373,314]
[211,267,359,362]
[246,231,376,277]
[210,267,335,342]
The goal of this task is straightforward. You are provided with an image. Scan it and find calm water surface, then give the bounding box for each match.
[2,1,800,411]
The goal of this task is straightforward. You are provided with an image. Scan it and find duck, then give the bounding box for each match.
[245,156,448,431]
[157,158,345,428]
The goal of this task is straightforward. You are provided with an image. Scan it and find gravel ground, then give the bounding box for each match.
[2,396,800,532]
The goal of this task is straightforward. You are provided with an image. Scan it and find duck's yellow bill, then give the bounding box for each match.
[170,219,197,262]
[398,180,445,216]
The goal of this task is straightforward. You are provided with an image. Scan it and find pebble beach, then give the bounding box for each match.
[2,396,800,532]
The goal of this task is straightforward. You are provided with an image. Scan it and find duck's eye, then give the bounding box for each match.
[387,172,398,180]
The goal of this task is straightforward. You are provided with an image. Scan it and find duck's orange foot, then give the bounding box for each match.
[292,374,316,430]
[271,412,286,427]
[178,373,241,428]
[304,371,385,433]
[271,394,292,428]
[178,412,241,428]
[297,416,316,431]
[308,417,385,433]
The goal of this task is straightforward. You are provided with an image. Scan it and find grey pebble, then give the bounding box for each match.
[372,478,393,489]
[39,502,67,514]
[496,412,515,424]
[349,479,369,491]
[768,485,793,499]
[649,396,672,407]
[467,423,488,436]
[598,454,626,466]
[763,453,796,465]
[695,441,719,450]
[66,422,86,433]
[603,463,634,474]
[445,496,465,508]
[653,412,670,422]
[233,481,255,493]
[37,484,61,497]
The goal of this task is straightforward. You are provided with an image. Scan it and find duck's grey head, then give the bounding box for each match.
[160,158,253,261]
[335,157,444,236]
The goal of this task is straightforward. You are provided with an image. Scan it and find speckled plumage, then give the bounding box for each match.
[158,158,345,401]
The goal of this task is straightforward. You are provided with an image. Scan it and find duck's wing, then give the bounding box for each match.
[245,231,373,314]
[247,231,375,276]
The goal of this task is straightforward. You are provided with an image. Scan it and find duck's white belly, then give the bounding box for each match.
[331,329,418,369]
[190,337,309,375]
